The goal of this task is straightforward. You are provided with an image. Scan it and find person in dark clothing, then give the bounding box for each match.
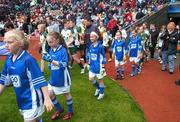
[83,14,100,64]
[135,8,145,20]
[149,24,159,58]
[166,22,179,74]
[160,25,169,71]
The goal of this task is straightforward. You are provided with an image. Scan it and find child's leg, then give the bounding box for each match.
[97,79,105,100]
[136,62,141,74]
[120,65,125,79]
[49,90,63,120]
[89,77,100,90]
[63,93,74,120]
[115,60,120,79]
[72,54,85,74]
[99,79,105,95]
[70,56,74,67]
[36,117,43,122]
[64,93,73,113]
[116,66,120,79]
[131,63,136,76]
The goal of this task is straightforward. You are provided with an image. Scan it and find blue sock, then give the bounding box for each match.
[92,80,100,89]
[116,67,120,76]
[52,97,63,112]
[66,98,73,113]
[121,66,125,76]
[99,84,105,94]
[37,117,43,122]
[132,65,135,74]
[137,64,140,70]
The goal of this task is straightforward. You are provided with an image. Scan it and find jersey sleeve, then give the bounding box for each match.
[26,57,47,89]
[58,48,68,69]
[101,45,106,64]
[0,61,8,85]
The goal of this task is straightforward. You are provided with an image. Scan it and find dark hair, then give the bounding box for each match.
[83,14,91,21]
[116,30,122,35]
[46,15,53,21]
[4,21,14,29]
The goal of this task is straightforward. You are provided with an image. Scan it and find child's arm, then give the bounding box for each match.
[0,84,5,96]
[41,86,54,112]
[26,57,54,111]
[0,61,8,96]
[101,45,106,65]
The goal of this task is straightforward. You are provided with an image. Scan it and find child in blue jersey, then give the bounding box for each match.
[0,29,53,122]
[128,30,142,77]
[42,32,73,120]
[112,31,127,80]
[87,31,106,100]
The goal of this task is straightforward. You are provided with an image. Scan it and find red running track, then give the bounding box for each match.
[106,60,180,122]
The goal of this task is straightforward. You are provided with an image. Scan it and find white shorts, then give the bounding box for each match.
[115,59,126,67]
[19,106,44,121]
[89,71,104,80]
[48,84,70,95]
[129,57,140,63]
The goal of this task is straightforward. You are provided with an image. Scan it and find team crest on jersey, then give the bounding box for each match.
[10,75,21,88]
[91,53,97,60]
[131,44,137,48]
[116,46,122,52]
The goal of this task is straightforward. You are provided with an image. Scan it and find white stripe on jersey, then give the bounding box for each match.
[0,74,6,81]
[17,51,25,60]
[64,68,71,87]
[33,80,46,86]
[100,54,103,69]
[36,89,43,107]
[27,69,38,109]
[33,78,46,85]
[32,76,45,83]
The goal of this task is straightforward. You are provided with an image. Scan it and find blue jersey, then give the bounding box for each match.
[113,39,126,61]
[49,45,71,87]
[88,41,106,74]
[0,51,47,110]
[128,36,142,57]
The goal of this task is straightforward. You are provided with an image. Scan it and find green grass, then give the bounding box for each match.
[0,61,146,122]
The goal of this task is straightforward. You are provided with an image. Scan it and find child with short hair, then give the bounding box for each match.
[0,29,53,122]
[42,32,74,120]
[87,31,106,100]
[128,30,142,76]
[112,31,127,80]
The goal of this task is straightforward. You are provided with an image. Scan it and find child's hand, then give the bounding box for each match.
[42,53,52,62]
[44,98,54,112]
[100,67,106,77]
[112,53,115,59]
[123,55,127,62]
[138,52,143,59]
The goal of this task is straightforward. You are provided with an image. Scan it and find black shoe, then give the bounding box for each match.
[115,75,120,80]
[120,75,124,80]
[161,69,166,71]
[175,80,180,86]
[169,72,173,74]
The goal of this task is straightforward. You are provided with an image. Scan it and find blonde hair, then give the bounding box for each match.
[4,29,29,50]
